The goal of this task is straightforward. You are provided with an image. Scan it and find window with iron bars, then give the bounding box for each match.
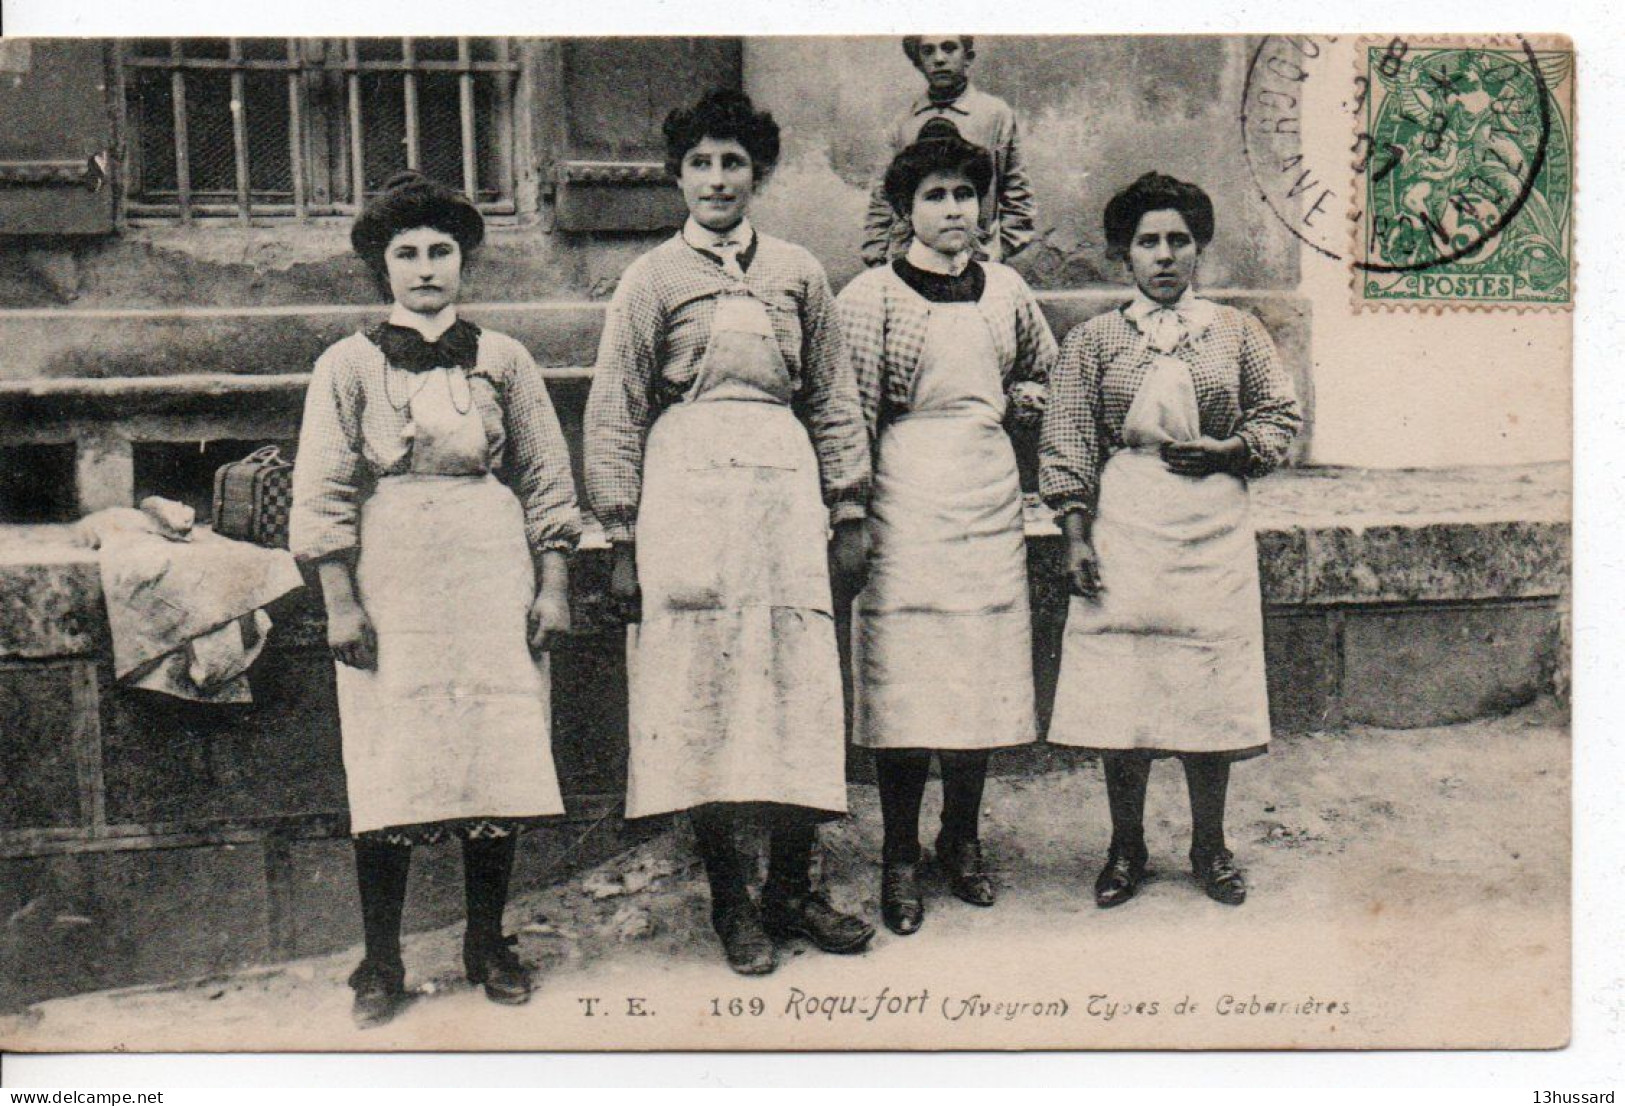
[119,38,519,220]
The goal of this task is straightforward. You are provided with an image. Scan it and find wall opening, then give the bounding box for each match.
[0,444,78,523]
[133,439,297,520]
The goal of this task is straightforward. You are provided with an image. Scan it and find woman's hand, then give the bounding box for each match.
[1066,535,1104,600]
[1060,509,1103,600]
[609,542,641,624]
[528,550,572,654]
[829,518,870,602]
[1007,381,1048,428]
[1160,436,1247,478]
[528,590,572,655]
[316,558,377,670]
[327,601,378,671]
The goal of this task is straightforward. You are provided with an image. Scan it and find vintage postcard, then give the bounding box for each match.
[0,32,1572,1053]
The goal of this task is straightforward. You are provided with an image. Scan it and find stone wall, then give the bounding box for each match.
[0,289,1311,519]
[0,36,1572,474]
[0,464,1570,1010]
[746,35,1297,294]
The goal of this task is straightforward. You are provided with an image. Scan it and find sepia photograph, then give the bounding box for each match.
[0,22,1581,1059]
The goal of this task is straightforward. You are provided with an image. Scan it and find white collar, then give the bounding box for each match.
[387,303,459,341]
[906,236,972,277]
[1124,288,1218,335]
[682,216,755,253]
[911,81,978,116]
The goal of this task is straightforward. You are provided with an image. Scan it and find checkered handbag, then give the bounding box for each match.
[212,445,294,548]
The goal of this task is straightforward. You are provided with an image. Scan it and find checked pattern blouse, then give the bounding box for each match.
[836,261,1057,449]
[1039,301,1302,517]
[584,233,871,544]
[290,328,582,565]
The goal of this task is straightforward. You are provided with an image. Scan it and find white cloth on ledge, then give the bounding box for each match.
[76,503,303,703]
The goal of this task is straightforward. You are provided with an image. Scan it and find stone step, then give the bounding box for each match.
[0,289,1315,517]
[0,290,1307,381]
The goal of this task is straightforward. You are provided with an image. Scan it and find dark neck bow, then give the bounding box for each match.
[923,78,970,109]
[370,318,482,373]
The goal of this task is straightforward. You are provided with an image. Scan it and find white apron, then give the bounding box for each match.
[853,302,1035,750]
[1048,352,1270,756]
[337,366,564,835]
[624,293,848,818]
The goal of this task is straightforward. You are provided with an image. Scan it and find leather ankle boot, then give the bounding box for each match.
[710,898,777,975]
[463,932,535,1004]
[1094,841,1149,909]
[761,888,875,954]
[348,956,409,1029]
[880,861,924,935]
[935,832,996,907]
[1190,845,1247,905]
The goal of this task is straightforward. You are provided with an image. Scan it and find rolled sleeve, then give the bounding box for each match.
[289,345,365,565]
[862,175,899,269]
[861,113,910,268]
[1233,313,1302,478]
[834,272,888,452]
[1039,325,1104,517]
[1009,273,1058,387]
[498,340,582,557]
[798,261,872,523]
[996,112,1037,259]
[584,264,661,544]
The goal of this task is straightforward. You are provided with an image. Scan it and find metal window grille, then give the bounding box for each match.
[121,38,518,221]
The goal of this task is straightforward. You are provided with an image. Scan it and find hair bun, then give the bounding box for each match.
[350,170,486,286]
[378,169,436,194]
[1102,172,1215,257]
[881,131,994,216]
[916,118,965,142]
[661,87,782,182]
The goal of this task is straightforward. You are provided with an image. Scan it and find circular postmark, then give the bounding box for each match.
[1240,35,1349,261]
[1242,34,1570,302]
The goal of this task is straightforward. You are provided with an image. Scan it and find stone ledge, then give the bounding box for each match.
[0,463,1570,660]
[1253,463,1570,606]
[0,290,1300,380]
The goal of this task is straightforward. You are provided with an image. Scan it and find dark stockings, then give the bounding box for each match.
[1183,755,1232,856]
[940,750,990,845]
[1101,753,1233,856]
[1102,755,1151,856]
[876,751,930,864]
[764,815,816,899]
[692,807,750,910]
[875,749,992,864]
[354,839,411,968]
[691,807,820,906]
[353,832,519,975]
[462,834,518,946]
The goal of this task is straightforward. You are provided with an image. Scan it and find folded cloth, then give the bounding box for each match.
[138,496,196,540]
[129,609,274,703]
[74,497,196,548]
[77,509,303,696]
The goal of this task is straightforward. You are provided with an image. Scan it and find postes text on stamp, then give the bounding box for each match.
[1354,36,1574,309]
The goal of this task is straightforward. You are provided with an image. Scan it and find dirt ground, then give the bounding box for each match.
[1,700,1570,1052]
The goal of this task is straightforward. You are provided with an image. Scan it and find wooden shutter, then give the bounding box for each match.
[0,41,115,235]
[547,37,742,233]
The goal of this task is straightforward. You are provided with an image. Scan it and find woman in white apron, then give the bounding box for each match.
[1040,173,1301,911]
[585,90,874,976]
[838,130,1056,936]
[291,172,580,1026]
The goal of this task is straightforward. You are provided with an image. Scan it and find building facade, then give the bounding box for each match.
[0,37,1567,1009]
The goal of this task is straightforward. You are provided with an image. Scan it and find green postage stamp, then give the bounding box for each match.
[1354,36,1574,309]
